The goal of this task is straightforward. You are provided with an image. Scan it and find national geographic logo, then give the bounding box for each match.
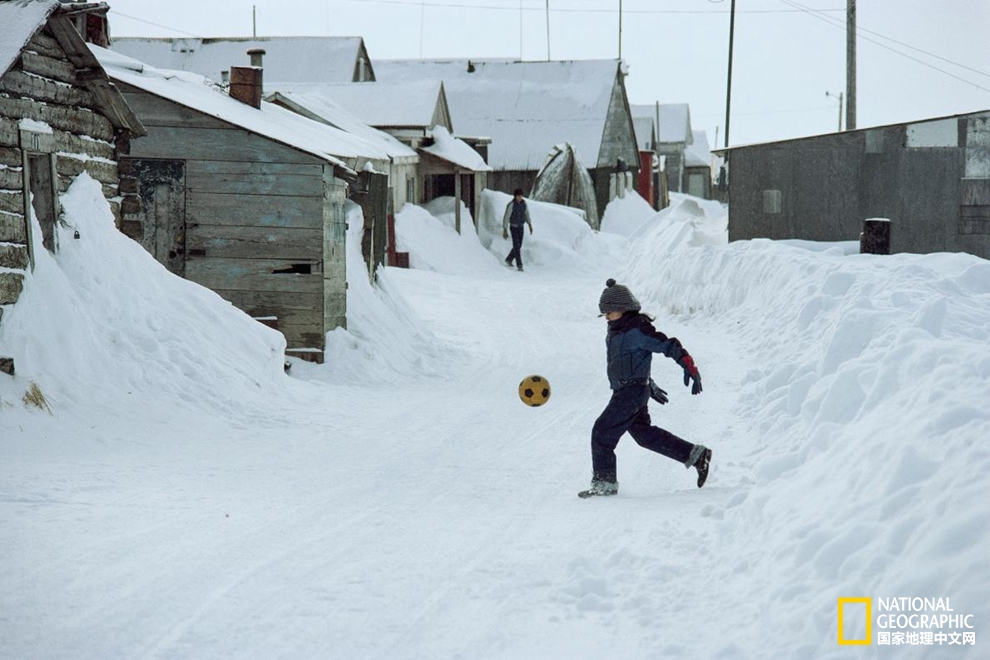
[838,597,977,646]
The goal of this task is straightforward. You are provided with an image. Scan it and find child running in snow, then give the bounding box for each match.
[580,279,712,498]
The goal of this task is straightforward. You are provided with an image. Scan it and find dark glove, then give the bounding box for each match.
[648,379,669,405]
[680,354,703,395]
[502,230,508,240]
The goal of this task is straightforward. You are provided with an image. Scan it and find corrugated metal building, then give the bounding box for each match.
[718,110,990,259]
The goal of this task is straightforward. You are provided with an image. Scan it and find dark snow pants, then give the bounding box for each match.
[505,225,525,267]
[591,382,694,478]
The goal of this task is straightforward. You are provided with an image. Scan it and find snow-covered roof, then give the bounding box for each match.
[631,103,693,145]
[93,46,402,170]
[684,130,711,168]
[266,90,418,162]
[374,59,625,171]
[420,126,491,172]
[269,81,449,131]
[109,36,373,87]
[0,0,58,78]
[660,104,693,145]
[630,104,654,121]
[633,116,654,151]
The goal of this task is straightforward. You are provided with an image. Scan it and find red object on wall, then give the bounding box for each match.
[386,213,410,268]
[638,150,655,209]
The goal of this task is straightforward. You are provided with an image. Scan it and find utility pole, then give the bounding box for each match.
[826,91,843,131]
[846,0,856,130]
[723,0,736,148]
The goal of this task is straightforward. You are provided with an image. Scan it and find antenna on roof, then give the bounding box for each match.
[618,0,622,59]
[546,0,551,61]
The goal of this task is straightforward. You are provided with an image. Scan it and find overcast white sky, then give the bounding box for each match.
[105,0,990,148]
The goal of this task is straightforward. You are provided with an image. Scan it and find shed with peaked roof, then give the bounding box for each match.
[374,58,639,222]
[110,36,376,86]
[94,45,390,362]
[0,0,144,375]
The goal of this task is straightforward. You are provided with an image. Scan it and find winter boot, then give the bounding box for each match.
[578,473,618,498]
[687,445,712,488]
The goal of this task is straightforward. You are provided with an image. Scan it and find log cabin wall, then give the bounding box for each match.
[0,27,126,228]
[1,23,138,375]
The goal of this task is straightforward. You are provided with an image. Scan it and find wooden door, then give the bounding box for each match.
[127,158,186,276]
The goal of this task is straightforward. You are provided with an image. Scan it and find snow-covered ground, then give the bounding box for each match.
[1,177,987,659]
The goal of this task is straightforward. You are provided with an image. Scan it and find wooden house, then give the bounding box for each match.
[683,130,713,200]
[269,80,491,228]
[632,103,693,197]
[374,59,639,223]
[0,0,144,376]
[265,89,420,273]
[94,46,402,363]
[265,90,419,212]
[631,114,662,209]
[110,36,376,86]
[716,110,990,259]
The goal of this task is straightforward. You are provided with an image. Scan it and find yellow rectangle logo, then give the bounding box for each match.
[838,597,872,645]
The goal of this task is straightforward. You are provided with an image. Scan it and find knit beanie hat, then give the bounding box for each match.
[598,278,641,315]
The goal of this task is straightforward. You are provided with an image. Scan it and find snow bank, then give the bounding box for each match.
[598,191,655,237]
[623,215,990,653]
[312,202,453,382]
[0,173,286,420]
[393,197,505,276]
[476,189,627,272]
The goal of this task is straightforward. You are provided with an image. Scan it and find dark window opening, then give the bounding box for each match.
[27,154,57,252]
[272,263,313,275]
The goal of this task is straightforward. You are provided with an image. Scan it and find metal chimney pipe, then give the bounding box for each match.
[247,47,266,68]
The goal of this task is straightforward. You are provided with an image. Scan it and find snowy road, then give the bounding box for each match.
[2,265,749,660]
[3,186,988,659]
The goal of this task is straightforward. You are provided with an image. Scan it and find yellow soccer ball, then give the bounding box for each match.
[518,374,551,407]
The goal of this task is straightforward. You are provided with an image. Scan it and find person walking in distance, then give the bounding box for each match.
[580,279,712,498]
[502,188,533,271]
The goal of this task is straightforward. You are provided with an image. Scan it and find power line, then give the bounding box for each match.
[107,10,202,37]
[342,0,844,15]
[778,0,990,93]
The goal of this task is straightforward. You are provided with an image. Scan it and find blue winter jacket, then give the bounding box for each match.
[606,312,688,390]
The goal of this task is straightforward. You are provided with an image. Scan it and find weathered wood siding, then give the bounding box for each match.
[0,28,122,229]
[118,83,345,350]
[323,171,347,333]
[594,73,640,218]
[390,160,417,210]
[489,170,537,200]
[0,26,125,312]
[726,113,990,260]
[658,145,685,194]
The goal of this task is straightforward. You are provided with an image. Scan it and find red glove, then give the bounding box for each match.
[680,354,703,395]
